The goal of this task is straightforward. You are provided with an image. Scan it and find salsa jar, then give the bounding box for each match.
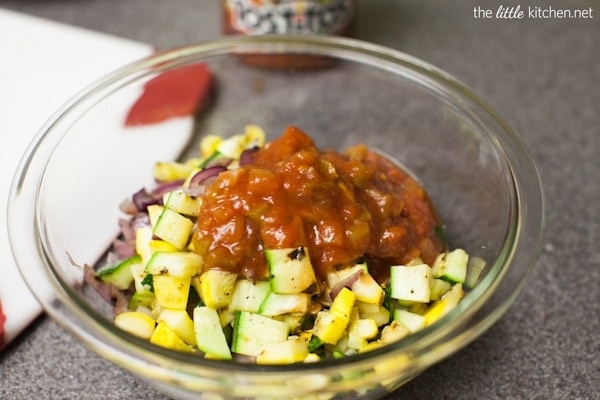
[220,1,357,68]
[221,0,356,37]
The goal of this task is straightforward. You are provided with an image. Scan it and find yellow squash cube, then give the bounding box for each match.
[153,275,192,310]
[150,321,195,353]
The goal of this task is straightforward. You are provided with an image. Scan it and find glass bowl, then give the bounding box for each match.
[8,35,544,400]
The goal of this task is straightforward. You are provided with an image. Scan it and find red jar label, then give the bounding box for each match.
[222,0,355,36]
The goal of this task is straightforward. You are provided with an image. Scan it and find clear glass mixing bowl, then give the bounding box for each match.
[8,35,544,400]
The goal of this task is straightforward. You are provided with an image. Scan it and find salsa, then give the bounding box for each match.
[193,126,443,286]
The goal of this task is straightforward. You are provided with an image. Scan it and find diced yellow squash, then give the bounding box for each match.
[135,226,154,265]
[350,272,384,304]
[330,287,356,319]
[242,124,266,148]
[150,321,195,353]
[347,318,379,350]
[153,161,195,182]
[157,309,197,347]
[114,311,156,340]
[153,275,191,310]
[423,299,448,327]
[379,320,410,344]
[216,135,245,159]
[424,283,464,327]
[200,134,222,157]
[349,318,379,339]
[218,308,235,327]
[311,287,356,345]
[193,269,237,309]
[148,239,179,254]
[256,337,309,365]
[303,353,321,363]
[312,310,348,345]
[358,340,384,353]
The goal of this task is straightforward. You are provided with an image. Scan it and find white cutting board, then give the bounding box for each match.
[0,8,155,349]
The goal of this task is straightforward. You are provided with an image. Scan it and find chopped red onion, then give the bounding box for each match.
[83,264,112,303]
[204,157,233,169]
[119,198,138,215]
[240,146,259,166]
[132,188,158,211]
[112,238,136,259]
[151,179,185,199]
[189,165,227,188]
[330,270,363,300]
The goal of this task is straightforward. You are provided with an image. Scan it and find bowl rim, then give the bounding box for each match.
[8,33,545,385]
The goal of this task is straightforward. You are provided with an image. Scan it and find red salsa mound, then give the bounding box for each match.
[193,126,443,287]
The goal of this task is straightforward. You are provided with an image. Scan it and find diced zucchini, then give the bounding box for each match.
[193,269,237,309]
[157,309,197,347]
[150,321,196,353]
[96,255,140,290]
[258,293,311,317]
[356,301,390,327]
[145,251,201,278]
[465,256,486,288]
[128,290,156,310]
[147,204,164,227]
[429,278,452,301]
[114,311,156,340]
[153,275,192,310]
[256,337,309,364]
[228,279,271,313]
[193,306,232,360]
[152,207,194,249]
[164,189,202,217]
[231,311,289,357]
[432,249,469,284]
[389,263,432,303]
[265,247,318,294]
[393,309,426,333]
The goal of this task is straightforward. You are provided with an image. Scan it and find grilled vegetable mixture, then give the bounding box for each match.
[87,125,485,363]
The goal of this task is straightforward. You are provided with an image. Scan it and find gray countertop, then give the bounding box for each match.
[1,1,598,399]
